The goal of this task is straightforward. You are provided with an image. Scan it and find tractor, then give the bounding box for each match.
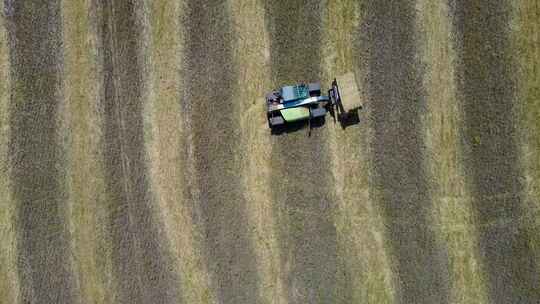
[266,78,360,133]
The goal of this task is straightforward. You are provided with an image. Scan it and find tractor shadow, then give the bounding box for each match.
[271,107,361,136]
[327,105,362,130]
[270,116,325,136]
[334,107,361,130]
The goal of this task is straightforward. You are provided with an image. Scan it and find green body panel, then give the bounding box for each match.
[280,107,310,122]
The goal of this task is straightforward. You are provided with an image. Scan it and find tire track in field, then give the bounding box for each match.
[4,1,76,303]
[182,2,260,303]
[451,1,540,302]
[264,1,338,302]
[98,1,180,303]
[358,2,450,303]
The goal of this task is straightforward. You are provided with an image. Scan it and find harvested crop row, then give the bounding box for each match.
[514,0,540,287]
[61,0,114,302]
[228,0,286,302]
[98,1,180,303]
[264,1,339,303]
[417,1,489,303]
[322,1,395,303]
[358,1,451,303]
[451,0,540,302]
[0,2,19,302]
[145,0,213,303]
[181,1,260,303]
[4,1,77,303]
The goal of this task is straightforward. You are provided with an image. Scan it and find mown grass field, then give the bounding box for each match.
[0,1,539,303]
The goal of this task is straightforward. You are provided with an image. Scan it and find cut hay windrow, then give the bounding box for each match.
[61,0,113,302]
[514,0,540,287]
[323,1,396,303]
[0,1,19,302]
[181,1,261,303]
[452,0,540,302]
[417,1,489,302]
[229,1,286,302]
[98,1,181,303]
[145,0,214,303]
[264,1,339,302]
[5,1,77,303]
[358,1,451,302]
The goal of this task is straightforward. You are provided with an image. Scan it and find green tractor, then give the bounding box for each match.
[266,78,359,133]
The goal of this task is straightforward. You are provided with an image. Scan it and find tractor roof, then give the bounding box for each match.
[281,84,309,102]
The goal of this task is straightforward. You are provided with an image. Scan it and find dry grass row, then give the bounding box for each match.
[228,1,286,303]
[0,5,20,303]
[61,0,115,302]
[417,1,489,303]
[514,0,540,275]
[322,1,395,303]
[144,1,214,302]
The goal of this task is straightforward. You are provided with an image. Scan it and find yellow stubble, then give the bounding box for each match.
[322,1,396,303]
[61,0,115,302]
[144,1,215,303]
[416,1,489,303]
[512,0,540,277]
[228,1,287,303]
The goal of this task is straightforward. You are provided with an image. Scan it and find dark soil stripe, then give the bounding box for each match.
[5,1,76,303]
[181,2,260,303]
[98,1,180,303]
[264,1,338,303]
[450,1,540,302]
[357,2,450,303]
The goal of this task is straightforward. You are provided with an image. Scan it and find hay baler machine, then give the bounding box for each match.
[266,78,360,133]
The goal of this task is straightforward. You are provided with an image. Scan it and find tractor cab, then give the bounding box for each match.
[280,84,309,103]
[266,77,360,133]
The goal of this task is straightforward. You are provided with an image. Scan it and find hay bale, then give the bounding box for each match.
[336,72,362,110]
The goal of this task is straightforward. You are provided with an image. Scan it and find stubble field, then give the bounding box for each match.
[0,1,539,303]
